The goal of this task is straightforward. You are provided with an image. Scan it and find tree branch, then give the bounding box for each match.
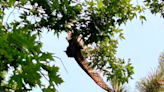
[53,55,68,74]
[65,33,112,91]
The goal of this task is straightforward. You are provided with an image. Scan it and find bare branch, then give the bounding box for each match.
[53,55,68,74]
[39,71,49,81]
[6,7,16,23]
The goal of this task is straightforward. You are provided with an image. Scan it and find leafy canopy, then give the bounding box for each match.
[0,0,147,91]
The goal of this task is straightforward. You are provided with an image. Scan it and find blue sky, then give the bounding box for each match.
[3,0,164,92]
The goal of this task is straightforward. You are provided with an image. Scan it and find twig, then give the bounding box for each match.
[39,71,59,92]
[53,55,68,74]
[21,6,31,10]
[6,7,16,23]
[39,71,49,81]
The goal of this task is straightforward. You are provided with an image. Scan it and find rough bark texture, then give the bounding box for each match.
[65,37,111,92]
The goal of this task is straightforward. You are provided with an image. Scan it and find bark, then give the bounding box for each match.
[65,37,111,92]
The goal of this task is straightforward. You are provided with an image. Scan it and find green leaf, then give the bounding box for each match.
[48,66,63,86]
[140,15,146,21]
[9,0,16,6]
[40,52,54,61]
[42,87,56,92]
[97,0,104,9]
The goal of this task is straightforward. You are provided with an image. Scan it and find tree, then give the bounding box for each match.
[0,0,145,92]
[136,53,164,92]
[135,0,164,91]
[144,0,164,18]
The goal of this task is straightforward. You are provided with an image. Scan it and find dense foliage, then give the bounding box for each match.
[0,0,162,91]
[144,0,164,17]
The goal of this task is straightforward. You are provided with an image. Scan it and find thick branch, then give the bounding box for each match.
[65,37,111,91]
